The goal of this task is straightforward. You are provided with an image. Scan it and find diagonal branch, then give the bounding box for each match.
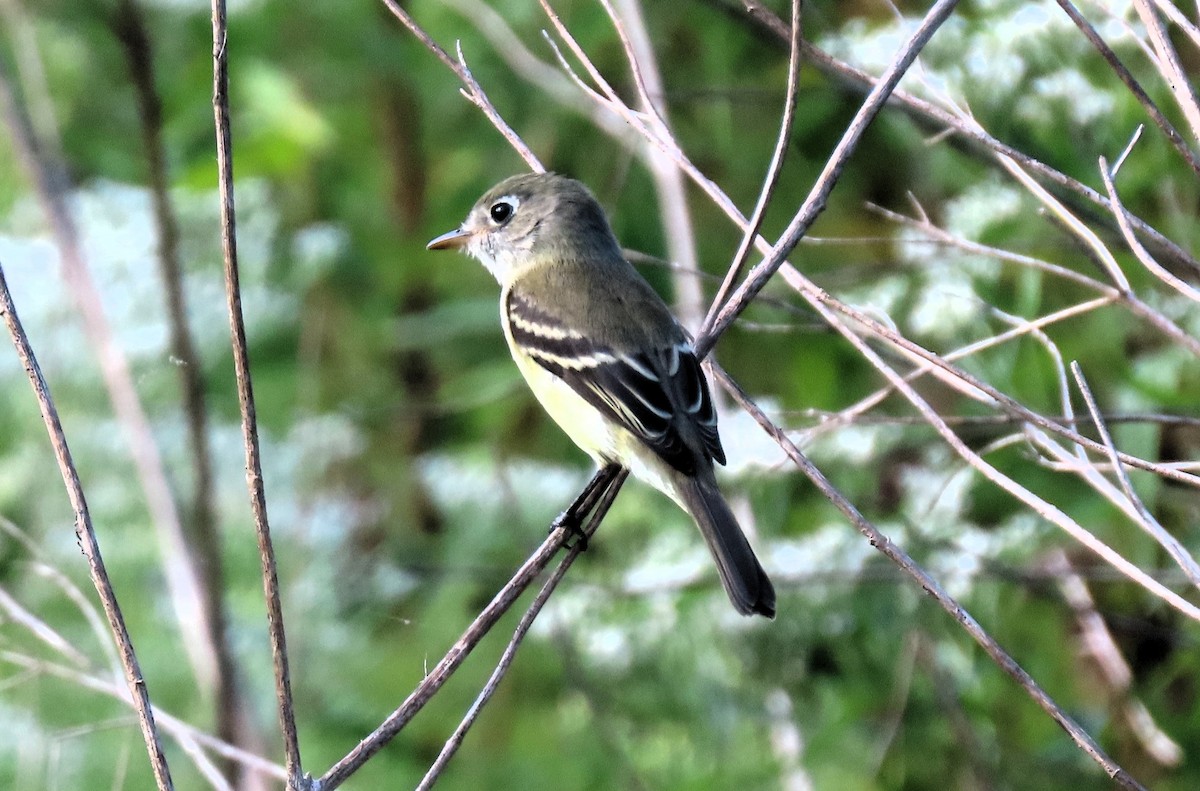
[710,362,1147,790]
[701,0,803,339]
[0,264,175,790]
[697,0,963,357]
[318,471,628,789]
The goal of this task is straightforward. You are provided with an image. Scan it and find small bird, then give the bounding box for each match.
[427,173,775,618]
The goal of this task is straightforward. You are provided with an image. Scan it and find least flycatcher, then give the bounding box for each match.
[428,173,775,618]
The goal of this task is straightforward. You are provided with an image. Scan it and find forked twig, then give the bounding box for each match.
[415,471,628,790]
[1055,0,1200,178]
[317,471,628,789]
[698,0,964,357]
[701,0,803,338]
[715,0,1200,278]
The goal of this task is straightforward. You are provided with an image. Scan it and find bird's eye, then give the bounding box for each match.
[489,200,514,225]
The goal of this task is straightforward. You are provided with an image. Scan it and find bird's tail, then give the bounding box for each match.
[673,471,776,618]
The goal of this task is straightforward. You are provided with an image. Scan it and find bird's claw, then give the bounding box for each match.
[551,512,589,552]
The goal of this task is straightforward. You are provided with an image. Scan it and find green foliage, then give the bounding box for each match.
[1,0,1198,789]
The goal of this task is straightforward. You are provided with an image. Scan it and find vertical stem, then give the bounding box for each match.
[208,1,304,786]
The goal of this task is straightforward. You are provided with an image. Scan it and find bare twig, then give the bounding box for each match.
[701,0,803,338]
[0,264,174,790]
[1148,0,1200,51]
[777,260,1200,488]
[1133,0,1200,147]
[208,1,303,787]
[1069,362,1200,589]
[317,470,628,789]
[379,0,543,171]
[1099,156,1200,304]
[993,151,1132,294]
[801,295,1115,442]
[1056,0,1200,178]
[778,264,1200,621]
[605,0,705,328]
[710,0,1200,278]
[414,472,627,791]
[698,0,963,357]
[710,362,1147,790]
[868,203,1200,357]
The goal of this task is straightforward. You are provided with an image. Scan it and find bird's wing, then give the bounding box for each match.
[505,289,724,475]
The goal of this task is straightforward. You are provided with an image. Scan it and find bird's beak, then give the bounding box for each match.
[426,227,472,251]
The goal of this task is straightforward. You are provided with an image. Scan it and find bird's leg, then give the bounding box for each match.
[551,464,623,551]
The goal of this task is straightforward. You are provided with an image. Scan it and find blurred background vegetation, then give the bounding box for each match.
[1,0,1198,789]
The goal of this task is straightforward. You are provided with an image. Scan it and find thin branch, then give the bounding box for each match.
[868,203,1200,357]
[701,0,803,339]
[993,150,1131,294]
[607,0,705,329]
[1055,0,1200,178]
[1133,0,1200,148]
[779,260,1200,488]
[414,471,627,791]
[710,362,1147,790]
[1148,0,1200,51]
[1070,362,1200,589]
[777,261,1200,620]
[801,295,1115,442]
[208,1,303,786]
[1099,156,1200,304]
[794,410,1200,431]
[709,0,1200,278]
[317,470,628,789]
[379,0,543,171]
[698,0,963,358]
[0,264,174,790]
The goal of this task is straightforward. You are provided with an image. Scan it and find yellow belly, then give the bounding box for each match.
[508,342,685,509]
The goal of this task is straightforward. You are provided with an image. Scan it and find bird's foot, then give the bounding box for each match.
[551,511,589,552]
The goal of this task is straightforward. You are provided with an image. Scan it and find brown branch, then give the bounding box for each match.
[604,0,705,328]
[705,0,1200,279]
[710,362,1147,790]
[1069,362,1200,588]
[1055,0,1200,178]
[380,0,544,171]
[318,470,628,789]
[414,471,626,790]
[208,0,303,787]
[1133,0,1200,148]
[700,0,803,339]
[868,203,1200,358]
[0,264,175,790]
[696,0,963,358]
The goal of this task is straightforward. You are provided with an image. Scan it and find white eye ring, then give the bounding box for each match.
[488,195,519,225]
